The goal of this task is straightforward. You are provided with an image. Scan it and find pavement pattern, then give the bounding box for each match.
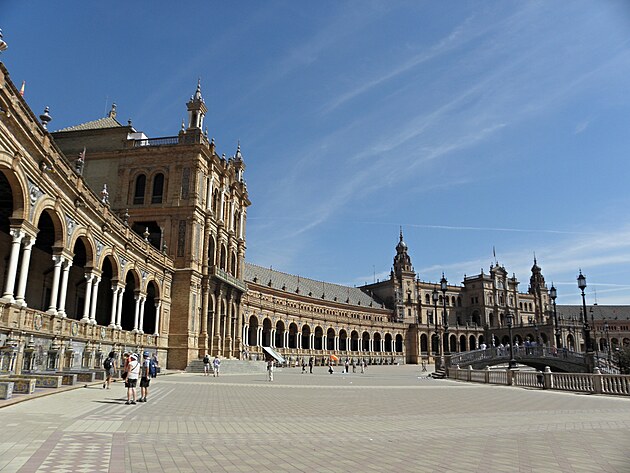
[0,365,629,473]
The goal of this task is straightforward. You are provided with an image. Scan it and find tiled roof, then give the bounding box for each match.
[557,305,630,321]
[55,116,123,132]
[244,262,384,309]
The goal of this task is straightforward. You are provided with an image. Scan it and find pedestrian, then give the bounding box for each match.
[267,360,274,382]
[125,353,140,405]
[361,359,365,374]
[421,361,427,372]
[103,351,116,389]
[203,353,210,376]
[352,359,356,373]
[150,353,159,378]
[121,352,129,381]
[308,357,313,374]
[213,355,221,377]
[344,359,349,373]
[139,351,151,402]
[301,359,306,374]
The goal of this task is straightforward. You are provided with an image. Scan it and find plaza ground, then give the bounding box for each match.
[1,365,628,472]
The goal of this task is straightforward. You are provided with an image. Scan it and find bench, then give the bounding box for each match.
[60,371,94,383]
[11,374,63,388]
[0,377,36,394]
[0,381,14,399]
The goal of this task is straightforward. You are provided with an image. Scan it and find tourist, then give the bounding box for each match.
[267,360,274,381]
[125,353,140,405]
[344,359,349,373]
[203,353,210,376]
[103,351,116,389]
[139,351,151,402]
[213,355,221,377]
[308,357,313,374]
[352,359,356,373]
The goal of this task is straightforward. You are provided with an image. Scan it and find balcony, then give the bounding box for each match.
[209,266,247,292]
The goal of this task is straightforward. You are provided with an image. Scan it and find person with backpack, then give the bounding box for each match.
[103,351,116,389]
[139,351,151,403]
[212,355,221,377]
[203,354,210,376]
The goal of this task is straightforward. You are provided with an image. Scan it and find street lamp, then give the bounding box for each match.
[590,307,599,361]
[440,274,449,355]
[577,270,592,353]
[432,287,440,363]
[506,311,516,369]
[528,316,539,345]
[549,284,561,349]
[604,321,611,365]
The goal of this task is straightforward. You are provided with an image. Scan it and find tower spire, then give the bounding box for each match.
[186,78,207,131]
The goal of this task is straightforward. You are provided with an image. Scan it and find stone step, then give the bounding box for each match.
[186,359,267,374]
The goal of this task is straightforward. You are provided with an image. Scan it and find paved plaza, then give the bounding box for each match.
[1,365,629,473]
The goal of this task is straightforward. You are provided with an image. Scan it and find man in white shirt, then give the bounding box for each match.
[125,353,140,405]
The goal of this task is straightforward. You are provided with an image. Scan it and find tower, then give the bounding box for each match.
[529,257,548,323]
[391,229,417,323]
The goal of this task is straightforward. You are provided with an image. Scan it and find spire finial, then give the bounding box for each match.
[39,106,52,129]
[108,103,117,119]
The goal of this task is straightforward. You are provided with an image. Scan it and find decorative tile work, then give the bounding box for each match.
[28,433,112,473]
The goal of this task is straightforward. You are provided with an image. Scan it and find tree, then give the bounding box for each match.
[614,346,630,374]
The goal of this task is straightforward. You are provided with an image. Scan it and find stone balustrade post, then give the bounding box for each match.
[543,366,552,390]
[484,366,491,384]
[593,367,602,394]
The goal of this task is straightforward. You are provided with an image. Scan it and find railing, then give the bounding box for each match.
[448,365,630,396]
[132,136,179,147]
[450,347,588,367]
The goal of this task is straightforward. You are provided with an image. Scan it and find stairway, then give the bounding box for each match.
[430,368,447,379]
[185,359,267,374]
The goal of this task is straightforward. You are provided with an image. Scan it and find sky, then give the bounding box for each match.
[3,1,630,305]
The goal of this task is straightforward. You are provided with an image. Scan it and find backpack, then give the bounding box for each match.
[203,355,210,363]
[149,359,157,377]
[103,357,112,370]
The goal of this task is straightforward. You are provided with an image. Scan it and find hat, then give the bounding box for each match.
[143,351,150,358]
[129,353,138,360]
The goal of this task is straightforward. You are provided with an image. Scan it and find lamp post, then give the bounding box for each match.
[440,274,449,356]
[506,311,516,369]
[432,287,440,365]
[577,271,592,353]
[528,315,539,346]
[590,307,599,361]
[604,321,611,365]
[549,284,561,349]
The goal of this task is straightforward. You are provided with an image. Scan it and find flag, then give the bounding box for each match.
[19,80,25,97]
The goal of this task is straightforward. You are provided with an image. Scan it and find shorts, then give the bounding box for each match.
[140,377,150,388]
[125,378,137,388]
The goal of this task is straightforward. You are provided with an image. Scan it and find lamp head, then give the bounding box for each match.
[440,273,447,292]
[549,284,557,301]
[577,271,587,290]
[432,287,439,303]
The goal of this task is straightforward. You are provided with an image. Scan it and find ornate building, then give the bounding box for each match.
[1,56,628,375]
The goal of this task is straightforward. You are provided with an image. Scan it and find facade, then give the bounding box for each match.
[1,59,629,375]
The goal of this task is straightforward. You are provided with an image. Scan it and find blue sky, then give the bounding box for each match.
[3,1,630,305]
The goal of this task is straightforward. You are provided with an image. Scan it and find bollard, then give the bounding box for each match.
[543,366,552,390]
[593,367,602,394]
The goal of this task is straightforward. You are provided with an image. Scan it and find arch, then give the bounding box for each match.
[151,173,165,204]
[395,334,403,353]
[120,271,139,331]
[207,235,216,267]
[230,250,237,276]
[420,333,428,353]
[449,334,457,353]
[339,329,348,351]
[247,315,259,346]
[469,335,477,350]
[425,294,430,304]
[431,333,439,354]
[373,332,382,352]
[220,244,227,270]
[67,231,96,268]
[301,324,311,349]
[133,173,147,205]
[314,326,324,350]
[459,335,467,352]
[262,318,272,346]
[326,328,335,350]
[275,320,285,348]
[384,333,393,352]
[288,322,299,349]
[361,331,370,351]
[142,280,158,334]
[0,162,28,222]
[350,330,359,351]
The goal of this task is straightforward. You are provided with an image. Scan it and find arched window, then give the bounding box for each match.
[152,173,164,204]
[134,174,146,204]
[425,294,430,304]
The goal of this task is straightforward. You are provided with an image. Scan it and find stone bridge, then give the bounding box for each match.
[448,347,592,373]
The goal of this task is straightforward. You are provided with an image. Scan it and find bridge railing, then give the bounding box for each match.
[448,365,630,396]
[450,347,588,367]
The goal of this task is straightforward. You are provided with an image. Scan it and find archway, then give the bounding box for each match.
[459,335,467,352]
[362,331,370,352]
[326,328,335,350]
[384,333,393,352]
[302,325,311,350]
[420,333,428,353]
[120,271,139,331]
[395,334,403,353]
[469,335,477,350]
[314,326,324,350]
[374,332,382,352]
[339,329,348,351]
[248,315,259,346]
[275,320,285,348]
[350,330,359,351]
[288,322,298,349]
[262,318,272,346]
[143,281,158,334]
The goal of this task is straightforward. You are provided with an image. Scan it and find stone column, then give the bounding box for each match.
[116,286,124,329]
[56,258,71,317]
[239,212,245,239]
[200,284,209,349]
[109,285,119,327]
[89,276,100,325]
[132,294,141,333]
[212,295,222,356]
[219,188,225,222]
[14,236,35,307]
[2,229,24,302]
[47,255,63,314]
[257,326,262,346]
[138,295,146,334]
[81,273,94,323]
[235,305,243,357]
[154,300,162,336]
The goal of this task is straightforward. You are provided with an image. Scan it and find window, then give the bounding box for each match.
[152,173,164,204]
[134,174,146,204]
